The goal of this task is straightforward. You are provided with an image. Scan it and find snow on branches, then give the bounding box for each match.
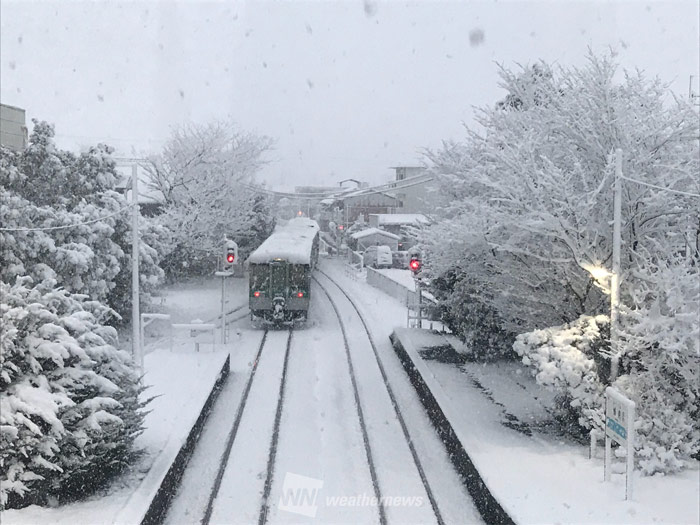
[142,120,275,277]
[0,122,164,319]
[0,277,148,509]
[423,52,699,474]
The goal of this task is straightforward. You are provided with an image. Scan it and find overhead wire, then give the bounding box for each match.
[0,204,134,232]
[620,174,700,198]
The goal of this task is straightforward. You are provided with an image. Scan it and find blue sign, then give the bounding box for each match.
[607,417,627,440]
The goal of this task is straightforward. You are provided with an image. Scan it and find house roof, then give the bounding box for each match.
[350,228,401,240]
[373,213,430,226]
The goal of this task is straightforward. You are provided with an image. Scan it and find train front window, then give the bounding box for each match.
[270,263,287,293]
[289,265,307,288]
[250,265,270,294]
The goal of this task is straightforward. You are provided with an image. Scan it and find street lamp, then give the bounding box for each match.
[583,149,624,383]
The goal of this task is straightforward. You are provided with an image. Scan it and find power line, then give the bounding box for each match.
[240,173,435,201]
[0,205,133,233]
[620,174,700,198]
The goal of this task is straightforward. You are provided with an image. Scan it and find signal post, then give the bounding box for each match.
[408,254,423,328]
[215,240,238,344]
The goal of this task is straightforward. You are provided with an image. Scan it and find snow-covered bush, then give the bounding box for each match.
[431,268,516,361]
[0,122,164,320]
[0,277,148,509]
[514,315,609,436]
[614,255,700,475]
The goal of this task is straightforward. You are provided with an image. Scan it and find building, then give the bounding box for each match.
[329,189,401,226]
[384,166,442,214]
[368,213,430,250]
[0,103,28,151]
[350,227,400,251]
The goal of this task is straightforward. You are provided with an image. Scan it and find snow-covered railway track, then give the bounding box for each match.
[312,271,446,525]
[161,329,293,525]
[204,328,293,524]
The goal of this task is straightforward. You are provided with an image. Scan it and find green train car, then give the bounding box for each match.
[247,218,320,325]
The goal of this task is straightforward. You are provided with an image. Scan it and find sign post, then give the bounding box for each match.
[604,387,636,500]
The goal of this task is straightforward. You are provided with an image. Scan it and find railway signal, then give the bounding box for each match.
[409,256,422,274]
[224,240,238,270]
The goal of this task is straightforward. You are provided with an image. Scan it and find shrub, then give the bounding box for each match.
[0,277,148,509]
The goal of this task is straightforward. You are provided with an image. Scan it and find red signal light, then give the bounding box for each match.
[297,292,304,298]
[227,254,235,263]
[338,225,344,230]
[253,291,261,297]
[409,258,421,272]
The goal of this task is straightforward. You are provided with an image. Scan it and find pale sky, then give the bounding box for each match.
[1,0,698,188]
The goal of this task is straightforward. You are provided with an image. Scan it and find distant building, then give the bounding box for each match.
[384,166,442,214]
[334,190,401,225]
[350,227,400,251]
[0,103,28,151]
[368,213,430,250]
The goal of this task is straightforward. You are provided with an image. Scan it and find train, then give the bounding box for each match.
[247,217,320,325]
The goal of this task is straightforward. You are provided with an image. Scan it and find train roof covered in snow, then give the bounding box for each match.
[247,218,320,265]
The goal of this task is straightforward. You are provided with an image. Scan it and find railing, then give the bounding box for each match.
[140,313,217,352]
[349,250,364,268]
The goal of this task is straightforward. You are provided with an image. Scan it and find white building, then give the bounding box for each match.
[0,103,28,151]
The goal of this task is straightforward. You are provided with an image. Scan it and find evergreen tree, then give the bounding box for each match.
[0,277,148,509]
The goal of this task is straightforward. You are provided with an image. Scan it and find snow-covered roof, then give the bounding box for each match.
[247,218,320,264]
[375,214,430,226]
[350,228,400,240]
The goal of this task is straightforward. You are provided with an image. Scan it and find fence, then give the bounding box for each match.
[365,267,441,329]
[141,313,217,353]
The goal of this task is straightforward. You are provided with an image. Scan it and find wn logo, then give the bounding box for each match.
[278,472,324,518]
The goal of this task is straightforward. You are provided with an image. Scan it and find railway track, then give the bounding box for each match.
[164,267,459,524]
[313,270,445,525]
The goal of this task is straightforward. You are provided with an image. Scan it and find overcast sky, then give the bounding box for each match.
[1,0,698,188]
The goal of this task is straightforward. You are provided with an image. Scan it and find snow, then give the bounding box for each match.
[350,227,400,240]
[321,258,699,525]
[5,262,696,524]
[2,281,231,525]
[374,213,429,226]
[397,329,700,524]
[374,268,417,291]
[247,217,320,264]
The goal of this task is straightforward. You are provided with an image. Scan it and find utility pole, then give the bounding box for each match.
[131,163,142,373]
[610,148,623,381]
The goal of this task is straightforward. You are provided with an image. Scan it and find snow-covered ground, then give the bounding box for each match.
[326,258,700,525]
[4,263,697,524]
[2,278,234,525]
[166,264,480,524]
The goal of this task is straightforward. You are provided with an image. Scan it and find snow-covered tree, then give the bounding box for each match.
[143,121,275,277]
[235,193,276,261]
[0,122,164,319]
[0,277,148,509]
[423,52,698,333]
[423,53,699,473]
